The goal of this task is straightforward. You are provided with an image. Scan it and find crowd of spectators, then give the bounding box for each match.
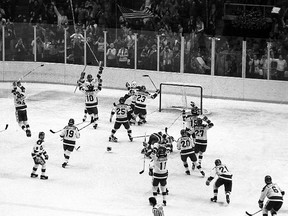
[0,0,288,80]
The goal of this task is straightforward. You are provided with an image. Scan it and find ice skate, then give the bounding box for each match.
[93,124,98,129]
[128,135,133,142]
[192,163,195,170]
[200,170,205,177]
[226,194,230,204]
[109,135,118,142]
[62,162,67,168]
[40,175,48,180]
[185,170,191,175]
[26,129,31,137]
[163,200,166,206]
[30,173,38,178]
[210,196,217,202]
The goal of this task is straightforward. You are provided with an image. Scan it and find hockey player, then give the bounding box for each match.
[176,129,205,176]
[77,64,103,123]
[109,97,133,142]
[79,73,102,129]
[123,81,139,124]
[142,131,172,157]
[11,80,31,137]
[149,197,165,216]
[133,85,160,125]
[182,101,200,136]
[31,132,48,180]
[60,118,80,168]
[206,159,232,204]
[193,116,214,166]
[150,145,169,206]
[258,175,285,216]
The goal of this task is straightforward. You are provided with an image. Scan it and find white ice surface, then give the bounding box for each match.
[0,82,287,216]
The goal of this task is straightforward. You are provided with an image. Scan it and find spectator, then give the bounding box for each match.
[95,35,105,62]
[31,36,44,61]
[149,44,157,70]
[117,44,129,68]
[139,44,150,70]
[248,54,261,78]
[106,43,117,67]
[271,54,287,80]
[161,44,173,72]
[51,1,68,29]
[15,37,27,61]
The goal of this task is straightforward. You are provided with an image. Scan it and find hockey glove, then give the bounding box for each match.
[258,200,263,209]
[125,82,130,89]
[208,123,214,128]
[97,74,101,79]
[205,180,210,186]
[281,191,285,195]
[149,168,153,176]
[44,154,49,160]
[156,89,160,94]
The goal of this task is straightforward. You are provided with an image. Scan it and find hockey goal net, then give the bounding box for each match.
[159,82,209,115]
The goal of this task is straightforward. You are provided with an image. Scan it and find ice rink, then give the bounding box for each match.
[0,82,287,216]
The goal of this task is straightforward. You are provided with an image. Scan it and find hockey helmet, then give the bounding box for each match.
[265,175,272,184]
[141,85,146,91]
[191,107,199,115]
[190,101,196,107]
[119,97,125,104]
[196,117,203,125]
[157,146,167,158]
[131,81,137,88]
[215,159,222,166]
[149,197,157,206]
[87,74,93,82]
[68,118,75,126]
[180,129,187,136]
[38,131,45,139]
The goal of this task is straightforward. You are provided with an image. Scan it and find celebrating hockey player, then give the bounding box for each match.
[142,131,172,157]
[79,73,102,129]
[31,132,49,180]
[258,175,285,216]
[206,159,232,204]
[123,80,139,124]
[149,145,169,206]
[60,118,80,168]
[176,129,205,176]
[182,101,200,136]
[149,197,165,216]
[193,116,214,166]
[132,85,160,125]
[11,81,31,137]
[109,97,133,142]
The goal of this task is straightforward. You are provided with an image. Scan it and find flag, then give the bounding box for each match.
[118,5,154,19]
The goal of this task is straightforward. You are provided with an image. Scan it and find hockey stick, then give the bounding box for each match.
[50,122,85,134]
[86,42,99,65]
[0,124,8,132]
[78,122,93,131]
[245,210,262,216]
[166,112,182,130]
[139,133,147,174]
[74,64,87,93]
[132,134,150,139]
[18,64,44,81]
[143,75,157,90]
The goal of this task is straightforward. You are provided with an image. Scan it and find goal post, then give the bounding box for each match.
[159,82,203,114]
